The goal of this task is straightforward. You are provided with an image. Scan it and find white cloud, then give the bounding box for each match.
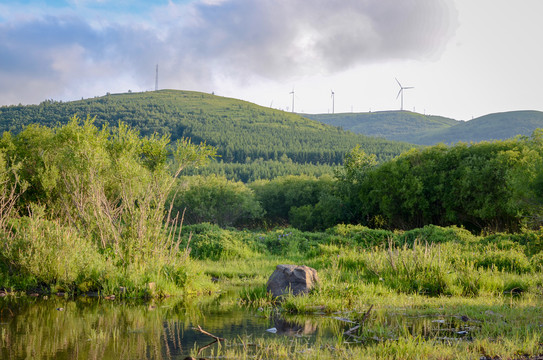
[0,0,458,108]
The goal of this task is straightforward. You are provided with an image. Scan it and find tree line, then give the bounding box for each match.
[173,133,543,233]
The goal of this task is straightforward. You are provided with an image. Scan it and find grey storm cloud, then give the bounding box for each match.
[180,0,455,77]
[0,0,457,105]
[171,0,457,78]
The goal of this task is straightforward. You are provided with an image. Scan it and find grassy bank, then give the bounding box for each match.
[187,223,543,301]
[2,222,542,358]
[180,223,543,359]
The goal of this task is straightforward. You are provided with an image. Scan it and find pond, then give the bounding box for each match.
[0,290,514,359]
[0,291,347,359]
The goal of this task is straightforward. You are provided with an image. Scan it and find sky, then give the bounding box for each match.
[0,0,542,120]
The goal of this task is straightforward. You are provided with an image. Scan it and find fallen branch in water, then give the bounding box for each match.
[344,305,373,336]
[191,325,226,356]
[194,325,225,342]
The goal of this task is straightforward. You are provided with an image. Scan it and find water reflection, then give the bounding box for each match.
[0,295,336,359]
[273,316,318,336]
[0,295,486,359]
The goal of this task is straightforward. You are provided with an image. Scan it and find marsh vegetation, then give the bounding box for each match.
[0,119,542,358]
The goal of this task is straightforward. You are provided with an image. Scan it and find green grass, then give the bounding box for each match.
[180,224,543,359]
[2,222,542,358]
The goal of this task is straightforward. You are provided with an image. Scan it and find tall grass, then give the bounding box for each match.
[0,119,216,296]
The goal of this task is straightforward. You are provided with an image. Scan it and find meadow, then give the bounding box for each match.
[2,223,542,359]
[0,119,542,358]
[186,224,543,359]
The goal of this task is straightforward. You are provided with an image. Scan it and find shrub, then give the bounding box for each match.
[484,231,543,255]
[288,205,315,231]
[475,248,532,274]
[184,224,257,260]
[172,175,264,227]
[254,228,320,257]
[0,118,217,296]
[326,224,394,247]
[3,206,111,292]
[250,174,335,226]
[400,225,476,245]
[530,252,543,271]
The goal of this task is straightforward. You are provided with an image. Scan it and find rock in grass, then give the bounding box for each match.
[266,264,319,298]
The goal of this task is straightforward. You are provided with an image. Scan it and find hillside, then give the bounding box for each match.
[410,110,543,145]
[304,110,543,145]
[0,90,415,166]
[303,111,458,142]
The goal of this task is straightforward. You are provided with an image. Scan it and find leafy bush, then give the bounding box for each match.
[344,136,543,232]
[0,118,216,295]
[326,224,394,247]
[254,228,323,257]
[3,206,111,292]
[184,223,257,260]
[400,225,476,246]
[530,252,543,271]
[250,174,334,226]
[484,231,543,255]
[288,205,315,231]
[172,175,264,227]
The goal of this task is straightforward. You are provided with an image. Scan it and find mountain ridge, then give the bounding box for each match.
[303,110,543,145]
[0,89,415,165]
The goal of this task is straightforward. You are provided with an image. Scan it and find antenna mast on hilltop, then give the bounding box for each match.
[155,64,159,91]
[290,88,295,113]
[396,78,413,111]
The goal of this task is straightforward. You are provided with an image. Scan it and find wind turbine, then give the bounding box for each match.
[331,90,335,114]
[395,78,414,111]
[290,88,295,113]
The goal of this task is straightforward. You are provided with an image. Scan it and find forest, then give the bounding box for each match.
[0,90,414,174]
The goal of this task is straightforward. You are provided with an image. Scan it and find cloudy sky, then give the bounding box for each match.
[0,0,542,120]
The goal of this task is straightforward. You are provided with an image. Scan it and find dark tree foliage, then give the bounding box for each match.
[351,134,543,232]
[182,158,337,182]
[258,134,543,233]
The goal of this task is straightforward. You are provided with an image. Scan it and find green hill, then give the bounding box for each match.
[303,111,458,142]
[0,89,415,168]
[410,110,543,145]
[304,110,543,145]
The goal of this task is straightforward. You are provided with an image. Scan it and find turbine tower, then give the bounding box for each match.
[290,88,295,113]
[331,90,335,114]
[155,64,159,91]
[395,78,413,111]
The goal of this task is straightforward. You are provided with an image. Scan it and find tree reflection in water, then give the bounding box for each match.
[0,296,337,359]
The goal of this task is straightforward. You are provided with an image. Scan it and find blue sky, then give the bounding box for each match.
[1,0,542,120]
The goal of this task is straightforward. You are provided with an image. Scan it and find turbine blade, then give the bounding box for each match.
[395,78,402,87]
[396,89,402,99]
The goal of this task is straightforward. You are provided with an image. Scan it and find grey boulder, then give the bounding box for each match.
[266,264,319,298]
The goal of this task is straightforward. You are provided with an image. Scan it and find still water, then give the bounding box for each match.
[0,292,343,359]
[0,291,483,359]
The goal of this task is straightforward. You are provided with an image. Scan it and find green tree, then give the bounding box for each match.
[0,116,216,294]
[172,175,264,227]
